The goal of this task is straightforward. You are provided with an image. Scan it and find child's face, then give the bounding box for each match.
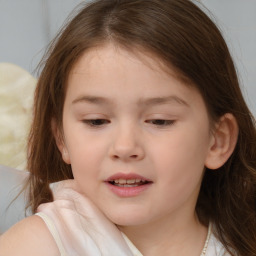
[60,44,214,227]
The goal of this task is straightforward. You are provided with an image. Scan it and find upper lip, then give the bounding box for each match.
[105,172,152,182]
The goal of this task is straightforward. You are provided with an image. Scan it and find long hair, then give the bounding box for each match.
[27,0,256,255]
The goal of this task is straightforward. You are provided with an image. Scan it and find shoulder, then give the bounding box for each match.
[0,215,59,256]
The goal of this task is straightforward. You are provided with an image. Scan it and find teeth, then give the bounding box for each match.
[116,184,140,187]
[127,179,136,184]
[111,178,147,185]
[119,178,126,184]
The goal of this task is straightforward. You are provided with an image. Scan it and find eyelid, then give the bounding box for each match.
[145,119,176,126]
[79,113,109,122]
[82,118,110,127]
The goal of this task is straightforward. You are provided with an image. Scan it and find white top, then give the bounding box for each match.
[206,231,231,256]
[36,212,230,256]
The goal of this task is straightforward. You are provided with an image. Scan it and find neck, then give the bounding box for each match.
[119,213,208,256]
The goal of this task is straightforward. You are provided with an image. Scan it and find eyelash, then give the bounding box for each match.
[145,119,175,126]
[82,119,110,127]
[82,119,175,127]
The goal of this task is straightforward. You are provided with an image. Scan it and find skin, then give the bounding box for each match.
[0,44,238,256]
[0,216,60,256]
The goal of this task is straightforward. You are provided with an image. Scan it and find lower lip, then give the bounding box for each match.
[105,182,152,197]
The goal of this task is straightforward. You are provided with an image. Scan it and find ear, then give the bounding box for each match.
[205,113,239,170]
[51,119,71,164]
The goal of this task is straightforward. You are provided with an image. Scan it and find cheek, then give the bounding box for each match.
[64,121,104,157]
[64,132,107,180]
[152,129,209,164]
[68,144,103,197]
[150,129,209,189]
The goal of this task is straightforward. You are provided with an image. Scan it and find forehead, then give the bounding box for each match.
[65,43,202,109]
[69,43,187,83]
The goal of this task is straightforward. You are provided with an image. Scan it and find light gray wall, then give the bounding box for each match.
[0,0,82,73]
[200,0,256,116]
[0,0,255,115]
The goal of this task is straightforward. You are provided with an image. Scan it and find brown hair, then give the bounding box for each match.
[27,0,256,255]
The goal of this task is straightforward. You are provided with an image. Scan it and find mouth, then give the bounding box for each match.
[105,173,153,197]
[108,178,151,187]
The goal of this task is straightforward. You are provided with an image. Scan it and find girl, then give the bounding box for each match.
[0,0,255,255]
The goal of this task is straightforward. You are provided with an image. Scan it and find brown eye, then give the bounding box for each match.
[82,119,110,127]
[146,119,175,126]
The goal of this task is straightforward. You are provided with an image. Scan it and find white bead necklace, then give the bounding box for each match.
[122,222,213,256]
[200,223,212,256]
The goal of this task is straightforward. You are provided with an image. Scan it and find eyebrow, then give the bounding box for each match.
[72,95,189,107]
[72,96,110,105]
[139,95,189,107]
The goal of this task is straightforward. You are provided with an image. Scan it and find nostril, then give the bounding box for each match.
[112,155,139,160]
[112,154,138,159]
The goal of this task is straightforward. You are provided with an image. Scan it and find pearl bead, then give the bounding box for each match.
[200,223,212,256]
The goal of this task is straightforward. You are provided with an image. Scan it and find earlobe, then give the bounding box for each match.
[205,113,239,170]
[61,149,71,164]
[51,119,71,164]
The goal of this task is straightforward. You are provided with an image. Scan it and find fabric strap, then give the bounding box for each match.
[35,212,143,255]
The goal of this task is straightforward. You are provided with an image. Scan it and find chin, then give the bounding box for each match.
[105,208,151,226]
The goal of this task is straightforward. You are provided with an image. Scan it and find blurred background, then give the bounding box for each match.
[0,0,255,115]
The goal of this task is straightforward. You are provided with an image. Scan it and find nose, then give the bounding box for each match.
[109,124,145,162]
